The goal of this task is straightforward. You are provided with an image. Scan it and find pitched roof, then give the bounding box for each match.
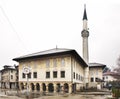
[89,63,106,69]
[13,48,88,67]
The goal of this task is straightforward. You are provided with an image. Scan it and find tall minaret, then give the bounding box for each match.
[81,4,89,63]
[81,4,89,87]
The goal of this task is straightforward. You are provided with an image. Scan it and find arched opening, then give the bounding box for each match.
[64,83,69,93]
[57,83,61,92]
[48,83,54,92]
[21,83,24,90]
[36,83,40,91]
[31,83,34,91]
[42,83,46,91]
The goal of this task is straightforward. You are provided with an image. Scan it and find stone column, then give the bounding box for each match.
[19,83,21,90]
[34,83,36,92]
[40,83,43,93]
[46,83,48,93]
[61,83,64,93]
[29,83,31,91]
[23,83,26,89]
[54,84,56,93]
[69,83,72,93]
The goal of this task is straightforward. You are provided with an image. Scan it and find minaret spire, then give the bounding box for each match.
[83,4,87,20]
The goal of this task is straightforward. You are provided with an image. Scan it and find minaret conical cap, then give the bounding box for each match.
[83,4,88,20]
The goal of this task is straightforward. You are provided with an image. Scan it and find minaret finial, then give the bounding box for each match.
[83,4,87,20]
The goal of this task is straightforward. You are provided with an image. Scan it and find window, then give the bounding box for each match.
[53,59,57,67]
[74,72,75,79]
[11,75,13,79]
[33,72,37,78]
[95,77,98,82]
[22,73,25,78]
[103,77,104,80]
[61,58,65,66]
[76,74,78,80]
[61,71,65,78]
[53,71,57,78]
[46,72,50,78]
[91,77,94,82]
[11,70,13,73]
[106,76,108,79]
[79,75,80,80]
[28,73,31,78]
[46,59,50,68]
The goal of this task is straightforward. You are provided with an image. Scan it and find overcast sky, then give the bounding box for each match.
[0,0,120,70]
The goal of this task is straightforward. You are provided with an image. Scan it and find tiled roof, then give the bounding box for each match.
[14,48,73,59]
[13,48,88,67]
[89,63,106,68]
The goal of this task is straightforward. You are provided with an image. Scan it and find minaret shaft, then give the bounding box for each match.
[83,37,89,63]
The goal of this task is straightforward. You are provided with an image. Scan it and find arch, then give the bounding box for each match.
[48,83,54,92]
[57,83,61,92]
[64,83,69,93]
[20,83,24,90]
[42,83,46,91]
[36,83,40,91]
[31,83,35,91]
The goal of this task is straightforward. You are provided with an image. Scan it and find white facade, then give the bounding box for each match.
[14,49,87,93]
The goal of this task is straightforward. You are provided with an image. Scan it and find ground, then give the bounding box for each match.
[0,94,112,99]
[0,88,112,99]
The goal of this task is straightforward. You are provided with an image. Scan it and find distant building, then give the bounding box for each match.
[103,71,118,87]
[1,65,17,89]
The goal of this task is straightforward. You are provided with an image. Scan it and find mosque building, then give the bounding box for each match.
[13,5,105,93]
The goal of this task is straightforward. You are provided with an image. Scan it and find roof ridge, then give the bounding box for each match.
[14,48,74,59]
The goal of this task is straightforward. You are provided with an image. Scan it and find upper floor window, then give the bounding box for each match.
[28,73,31,78]
[11,75,13,79]
[53,71,57,78]
[74,72,75,79]
[91,77,94,82]
[76,73,78,80]
[79,75,80,80]
[53,59,57,67]
[22,73,25,78]
[61,71,65,78]
[61,58,65,66]
[46,71,50,78]
[103,77,104,80]
[95,77,98,82]
[11,70,13,73]
[106,76,108,79]
[46,59,50,68]
[33,72,37,78]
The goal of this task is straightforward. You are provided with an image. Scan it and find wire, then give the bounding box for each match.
[0,5,28,51]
